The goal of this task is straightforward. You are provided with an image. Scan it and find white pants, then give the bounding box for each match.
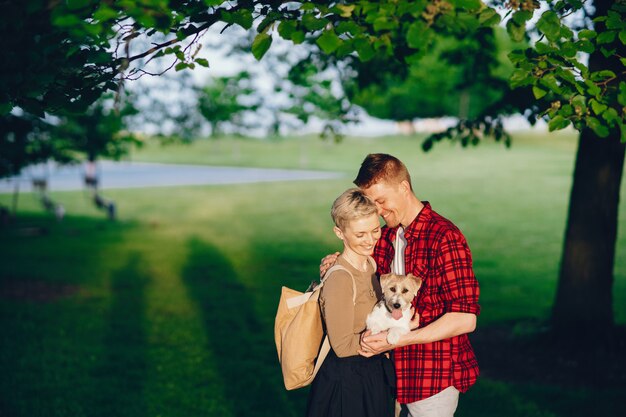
[401,386,460,417]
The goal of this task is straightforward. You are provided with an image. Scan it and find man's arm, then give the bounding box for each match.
[359,312,476,356]
[319,251,340,277]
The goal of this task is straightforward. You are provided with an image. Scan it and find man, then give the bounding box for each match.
[321,153,480,417]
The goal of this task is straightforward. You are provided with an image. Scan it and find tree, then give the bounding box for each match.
[1,0,624,344]
[197,71,260,137]
[344,27,518,123]
[52,94,140,163]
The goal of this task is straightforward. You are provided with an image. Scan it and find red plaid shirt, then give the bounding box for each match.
[373,202,480,403]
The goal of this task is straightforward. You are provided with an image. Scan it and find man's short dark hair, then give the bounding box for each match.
[353,153,412,190]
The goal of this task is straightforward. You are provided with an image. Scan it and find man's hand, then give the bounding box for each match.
[358,330,394,357]
[320,252,340,277]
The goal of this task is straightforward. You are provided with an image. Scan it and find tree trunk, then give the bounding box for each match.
[551,0,625,345]
[552,129,625,342]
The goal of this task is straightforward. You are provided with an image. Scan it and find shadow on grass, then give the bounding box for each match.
[463,320,626,417]
[181,237,295,417]
[87,252,149,417]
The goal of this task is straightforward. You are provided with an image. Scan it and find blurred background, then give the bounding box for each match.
[1,1,625,416]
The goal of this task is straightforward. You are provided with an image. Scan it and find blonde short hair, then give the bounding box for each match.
[331,188,378,230]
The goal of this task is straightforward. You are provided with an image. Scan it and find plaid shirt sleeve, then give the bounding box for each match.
[437,230,480,316]
[373,226,393,274]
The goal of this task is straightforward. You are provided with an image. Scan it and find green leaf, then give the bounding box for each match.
[619,29,626,45]
[512,10,533,25]
[94,5,118,22]
[174,62,187,71]
[251,33,272,60]
[336,21,362,36]
[556,68,576,85]
[602,108,619,124]
[510,69,533,88]
[596,30,616,44]
[53,14,83,28]
[589,98,608,115]
[454,0,482,11]
[232,9,253,30]
[406,21,428,49]
[337,4,356,17]
[506,19,525,43]
[560,25,573,40]
[302,14,328,31]
[507,49,525,64]
[606,11,622,30]
[560,41,577,57]
[535,42,553,54]
[277,20,296,40]
[478,8,501,26]
[258,12,280,34]
[335,39,355,58]
[548,115,571,131]
[533,86,548,99]
[316,29,342,54]
[618,82,626,106]
[354,37,375,61]
[578,29,596,40]
[590,70,616,82]
[291,30,305,44]
[587,117,610,137]
[585,80,601,97]
[572,95,586,112]
[66,0,91,10]
[600,47,617,58]
[540,74,562,94]
[536,11,562,41]
[574,39,595,54]
[195,58,209,67]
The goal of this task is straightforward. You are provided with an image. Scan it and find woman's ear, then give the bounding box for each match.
[333,226,344,240]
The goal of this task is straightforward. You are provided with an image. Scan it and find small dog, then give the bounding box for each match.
[366,273,422,344]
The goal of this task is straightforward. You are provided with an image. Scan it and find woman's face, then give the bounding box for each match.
[336,213,381,256]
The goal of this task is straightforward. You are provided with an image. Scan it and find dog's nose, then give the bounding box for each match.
[393,303,401,309]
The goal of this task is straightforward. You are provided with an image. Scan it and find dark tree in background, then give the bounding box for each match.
[551,0,626,343]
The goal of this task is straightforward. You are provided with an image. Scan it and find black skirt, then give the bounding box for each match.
[305,349,395,417]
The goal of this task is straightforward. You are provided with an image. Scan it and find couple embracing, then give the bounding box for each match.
[306,153,480,417]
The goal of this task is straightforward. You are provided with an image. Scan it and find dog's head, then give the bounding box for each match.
[380,273,422,318]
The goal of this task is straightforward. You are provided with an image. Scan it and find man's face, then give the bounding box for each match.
[362,180,408,228]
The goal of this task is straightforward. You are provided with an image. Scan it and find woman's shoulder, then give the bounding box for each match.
[321,258,355,288]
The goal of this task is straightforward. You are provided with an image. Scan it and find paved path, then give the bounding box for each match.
[0,161,345,193]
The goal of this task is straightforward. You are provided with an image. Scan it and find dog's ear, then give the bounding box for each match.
[406,273,422,295]
[380,273,393,288]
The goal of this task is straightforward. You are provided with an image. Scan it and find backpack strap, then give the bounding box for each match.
[319,264,357,305]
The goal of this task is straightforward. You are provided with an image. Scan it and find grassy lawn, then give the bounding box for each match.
[1,131,624,416]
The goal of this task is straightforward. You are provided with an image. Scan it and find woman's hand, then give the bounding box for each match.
[320,252,340,277]
[358,330,394,357]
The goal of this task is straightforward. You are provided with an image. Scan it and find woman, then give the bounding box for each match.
[306,188,394,417]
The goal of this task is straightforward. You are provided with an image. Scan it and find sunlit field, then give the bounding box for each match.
[1,130,624,417]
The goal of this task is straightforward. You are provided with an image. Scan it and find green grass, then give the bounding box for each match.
[1,131,625,417]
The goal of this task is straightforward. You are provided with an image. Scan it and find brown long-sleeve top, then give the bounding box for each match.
[319,255,382,357]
